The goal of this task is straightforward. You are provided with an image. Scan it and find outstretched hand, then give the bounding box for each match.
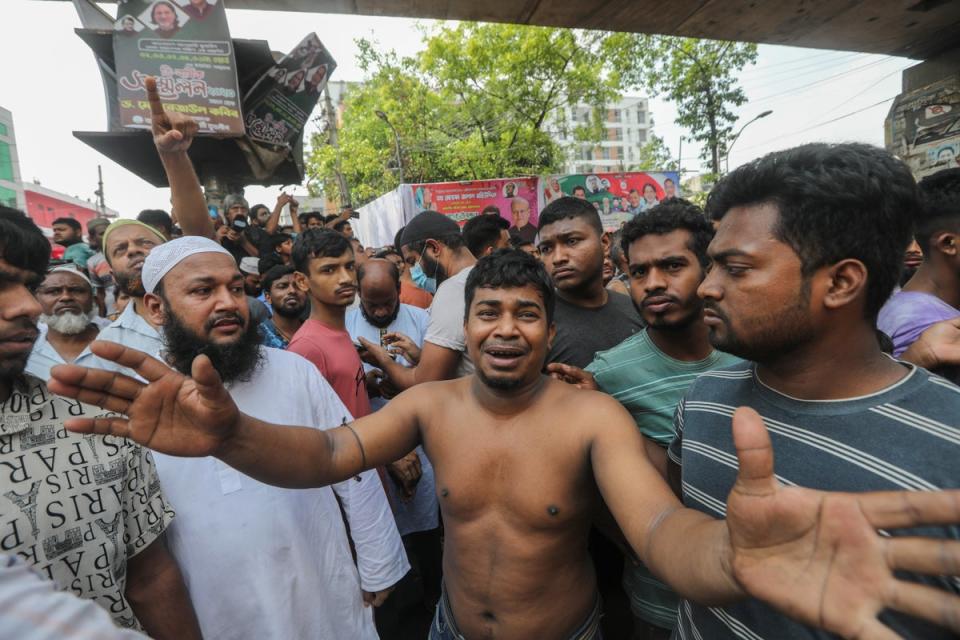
[146,76,198,154]
[726,407,960,638]
[48,341,240,458]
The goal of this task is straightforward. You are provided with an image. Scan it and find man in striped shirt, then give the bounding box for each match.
[548,199,741,639]
[668,142,960,639]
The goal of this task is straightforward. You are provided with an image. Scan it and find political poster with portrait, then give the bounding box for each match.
[242,33,336,148]
[409,178,540,235]
[541,171,681,230]
[113,0,243,135]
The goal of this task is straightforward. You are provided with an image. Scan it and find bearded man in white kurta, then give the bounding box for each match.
[135,237,409,638]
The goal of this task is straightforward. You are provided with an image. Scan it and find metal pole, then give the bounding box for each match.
[376,110,404,185]
[325,87,350,206]
[725,110,773,174]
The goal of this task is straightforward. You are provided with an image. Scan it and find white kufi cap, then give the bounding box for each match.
[141,236,234,294]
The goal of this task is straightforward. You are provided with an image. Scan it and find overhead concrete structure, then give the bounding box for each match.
[48,0,960,59]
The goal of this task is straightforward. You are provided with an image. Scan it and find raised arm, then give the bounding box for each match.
[591,397,960,637]
[146,77,214,240]
[47,341,423,489]
[266,193,293,235]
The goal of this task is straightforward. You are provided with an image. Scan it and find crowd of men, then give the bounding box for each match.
[2,78,960,640]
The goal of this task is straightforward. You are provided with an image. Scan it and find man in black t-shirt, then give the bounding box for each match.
[538,196,643,368]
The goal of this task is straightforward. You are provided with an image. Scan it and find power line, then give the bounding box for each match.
[733,96,896,155]
[747,58,893,104]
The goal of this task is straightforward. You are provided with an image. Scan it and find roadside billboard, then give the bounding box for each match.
[113,0,243,135]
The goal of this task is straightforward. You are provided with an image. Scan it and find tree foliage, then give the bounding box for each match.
[632,132,678,172]
[307,24,635,205]
[626,37,758,175]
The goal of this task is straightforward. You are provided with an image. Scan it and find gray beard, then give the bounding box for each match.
[40,311,95,335]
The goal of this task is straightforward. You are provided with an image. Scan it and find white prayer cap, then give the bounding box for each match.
[238,256,259,276]
[46,264,93,289]
[142,236,234,294]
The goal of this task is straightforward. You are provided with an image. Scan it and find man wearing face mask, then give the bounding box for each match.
[392,229,434,309]
[360,211,476,387]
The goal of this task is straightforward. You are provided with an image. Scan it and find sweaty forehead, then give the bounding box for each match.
[709,203,782,257]
[539,216,595,240]
[107,224,164,251]
[472,284,545,308]
[628,229,694,264]
[166,253,240,289]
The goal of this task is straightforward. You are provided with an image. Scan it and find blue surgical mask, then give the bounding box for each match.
[410,262,437,294]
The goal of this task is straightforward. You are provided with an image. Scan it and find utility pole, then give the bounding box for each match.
[324,86,351,206]
[94,165,106,214]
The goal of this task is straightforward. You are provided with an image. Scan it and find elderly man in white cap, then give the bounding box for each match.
[133,235,409,640]
[26,264,108,380]
[88,77,215,377]
[238,255,270,325]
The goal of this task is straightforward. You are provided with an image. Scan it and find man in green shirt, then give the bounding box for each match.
[53,216,95,270]
[549,199,739,639]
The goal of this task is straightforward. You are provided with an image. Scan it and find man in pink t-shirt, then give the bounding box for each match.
[288,229,372,421]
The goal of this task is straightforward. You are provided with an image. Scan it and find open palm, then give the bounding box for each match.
[48,341,238,457]
[726,408,960,638]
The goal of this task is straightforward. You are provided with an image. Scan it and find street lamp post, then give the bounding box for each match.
[375,110,404,185]
[725,110,773,173]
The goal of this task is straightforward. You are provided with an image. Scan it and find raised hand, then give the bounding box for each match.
[545,362,600,391]
[146,76,198,154]
[47,341,240,458]
[726,407,960,638]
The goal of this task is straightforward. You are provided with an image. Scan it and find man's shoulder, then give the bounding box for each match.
[399,303,430,323]
[588,331,649,371]
[881,290,960,323]
[680,360,755,398]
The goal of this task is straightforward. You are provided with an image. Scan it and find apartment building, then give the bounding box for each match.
[549,96,653,174]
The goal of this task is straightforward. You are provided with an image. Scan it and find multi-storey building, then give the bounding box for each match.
[549,96,654,174]
[0,107,25,210]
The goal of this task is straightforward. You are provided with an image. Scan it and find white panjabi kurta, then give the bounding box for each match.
[153,347,409,639]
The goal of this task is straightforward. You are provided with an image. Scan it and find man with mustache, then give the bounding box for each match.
[346,258,442,632]
[26,265,105,381]
[667,143,960,639]
[547,200,740,639]
[87,77,215,377]
[136,235,407,638]
[51,249,960,640]
[258,265,307,350]
[0,208,201,638]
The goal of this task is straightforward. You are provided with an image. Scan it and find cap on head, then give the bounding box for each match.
[46,264,93,289]
[238,256,260,276]
[399,210,460,248]
[102,219,167,265]
[141,236,234,294]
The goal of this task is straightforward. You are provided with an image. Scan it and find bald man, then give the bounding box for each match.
[346,259,442,632]
[509,197,537,244]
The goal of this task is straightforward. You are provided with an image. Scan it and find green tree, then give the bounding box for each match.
[622,37,758,175]
[307,24,638,205]
[631,132,678,171]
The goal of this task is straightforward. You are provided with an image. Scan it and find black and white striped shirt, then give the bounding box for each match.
[667,361,960,639]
